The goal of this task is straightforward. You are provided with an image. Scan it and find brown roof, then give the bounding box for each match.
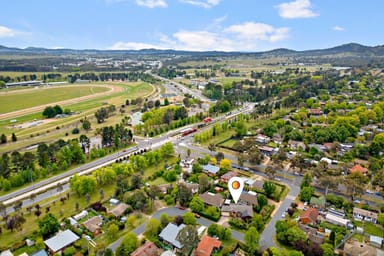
[221,204,253,218]
[239,192,258,206]
[199,192,224,208]
[131,241,161,256]
[83,216,103,233]
[309,108,323,115]
[110,203,128,217]
[353,207,378,219]
[194,236,222,256]
[300,208,319,224]
[220,171,237,181]
[350,164,368,174]
[252,180,264,190]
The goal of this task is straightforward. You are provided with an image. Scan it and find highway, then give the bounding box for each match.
[151,73,211,102]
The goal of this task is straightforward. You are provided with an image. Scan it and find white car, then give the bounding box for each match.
[282,212,286,218]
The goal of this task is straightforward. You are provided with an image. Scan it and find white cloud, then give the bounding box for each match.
[333,26,345,31]
[110,21,289,51]
[110,41,168,50]
[180,0,221,8]
[224,22,289,42]
[0,25,16,38]
[276,0,318,19]
[136,0,167,8]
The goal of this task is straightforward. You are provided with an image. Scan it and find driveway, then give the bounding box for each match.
[108,207,244,252]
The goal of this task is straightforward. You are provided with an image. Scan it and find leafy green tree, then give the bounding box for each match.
[300,186,314,202]
[257,194,268,209]
[0,134,7,144]
[198,173,210,193]
[177,225,199,256]
[250,213,264,231]
[244,227,260,254]
[82,119,91,131]
[116,233,138,256]
[11,133,17,142]
[144,218,161,239]
[160,213,170,228]
[263,181,276,197]
[107,223,119,241]
[300,173,312,189]
[189,196,204,213]
[38,213,59,238]
[321,243,335,256]
[286,226,306,245]
[178,183,192,207]
[183,212,197,225]
[69,174,97,196]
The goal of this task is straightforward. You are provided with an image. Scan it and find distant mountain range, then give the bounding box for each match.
[0,43,384,57]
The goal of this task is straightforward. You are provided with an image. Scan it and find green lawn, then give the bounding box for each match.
[0,85,109,113]
[364,222,383,237]
[218,138,239,149]
[0,184,116,249]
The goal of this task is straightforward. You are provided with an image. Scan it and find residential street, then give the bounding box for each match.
[108,207,244,252]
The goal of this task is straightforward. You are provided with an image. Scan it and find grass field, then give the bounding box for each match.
[0,82,155,154]
[0,85,110,114]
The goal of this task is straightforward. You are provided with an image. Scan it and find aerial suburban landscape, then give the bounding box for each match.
[0,1,384,256]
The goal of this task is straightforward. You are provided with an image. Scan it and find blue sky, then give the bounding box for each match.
[0,0,383,51]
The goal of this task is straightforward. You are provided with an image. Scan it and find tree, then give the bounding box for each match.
[286,226,306,245]
[300,186,314,202]
[257,194,268,209]
[321,243,334,256]
[0,134,7,144]
[346,171,369,199]
[300,173,312,189]
[189,196,204,213]
[38,213,59,238]
[107,223,119,240]
[183,212,197,225]
[177,225,199,256]
[219,158,231,171]
[116,233,138,256]
[250,213,264,231]
[178,184,192,207]
[263,181,276,197]
[160,213,170,228]
[144,218,161,239]
[11,133,17,142]
[265,166,277,179]
[82,119,91,131]
[131,175,142,190]
[155,99,161,108]
[244,227,260,254]
[187,148,191,158]
[69,174,97,196]
[198,173,210,193]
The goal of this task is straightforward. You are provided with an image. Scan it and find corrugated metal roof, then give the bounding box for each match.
[44,230,80,252]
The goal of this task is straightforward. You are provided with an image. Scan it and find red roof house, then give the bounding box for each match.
[350,164,368,174]
[300,208,319,225]
[194,236,222,256]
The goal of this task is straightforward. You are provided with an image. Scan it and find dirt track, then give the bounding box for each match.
[0,84,124,120]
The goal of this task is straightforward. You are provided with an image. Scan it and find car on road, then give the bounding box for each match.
[282,212,286,218]
[178,206,186,210]
[194,213,201,218]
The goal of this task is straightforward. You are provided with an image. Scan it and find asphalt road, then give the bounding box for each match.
[108,207,244,252]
